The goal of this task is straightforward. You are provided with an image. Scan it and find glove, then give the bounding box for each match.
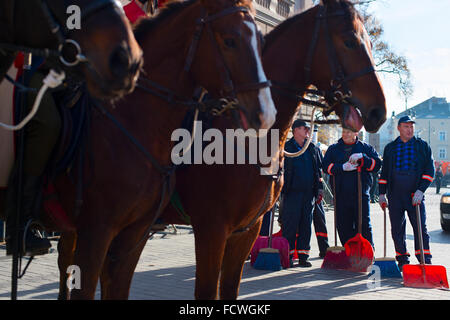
[379,194,388,209]
[349,153,363,165]
[412,190,424,205]
[316,189,324,204]
[343,161,358,171]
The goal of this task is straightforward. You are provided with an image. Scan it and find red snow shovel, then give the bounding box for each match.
[403,203,449,289]
[344,165,374,272]
[321,176,351,270]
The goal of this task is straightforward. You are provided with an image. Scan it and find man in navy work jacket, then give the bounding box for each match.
[322,128,381,248]
[280,119,324,268]
[378,115,435,270]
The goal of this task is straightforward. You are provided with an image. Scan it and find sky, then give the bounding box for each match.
[367,0,450,117]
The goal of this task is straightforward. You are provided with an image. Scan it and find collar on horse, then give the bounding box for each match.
[272,3,375,118]
[0,0,120,68]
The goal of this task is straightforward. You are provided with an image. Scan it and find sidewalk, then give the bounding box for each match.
[0,188,449,300]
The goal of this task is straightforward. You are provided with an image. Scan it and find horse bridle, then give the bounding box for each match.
[0,0,121,68]
[273,4,375,116]
[40,0,123,67]
[183,5,271,99]
[137,5,272,117]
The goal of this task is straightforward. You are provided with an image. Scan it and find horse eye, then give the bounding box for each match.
[344,39,357,49]
[224,38,237,49]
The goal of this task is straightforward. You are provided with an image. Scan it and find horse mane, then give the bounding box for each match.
[134,0,196,42]
[263,0,360,53]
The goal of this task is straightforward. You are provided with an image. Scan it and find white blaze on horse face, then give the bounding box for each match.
[243,21,276,131]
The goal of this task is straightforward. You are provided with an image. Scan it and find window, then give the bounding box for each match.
[439,148,447,160]
[276,0,290,17]
[439,131,447,141]
[256,0,271,9]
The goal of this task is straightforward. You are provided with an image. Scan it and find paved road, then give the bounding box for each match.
[0,188,449,300]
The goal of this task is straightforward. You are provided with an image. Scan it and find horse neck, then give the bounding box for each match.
[263,7,318,147]
[0,1,14,43]
[138,8,199,99]
[111,6,200,148]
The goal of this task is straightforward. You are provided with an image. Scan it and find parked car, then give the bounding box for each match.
[441,192,450,231]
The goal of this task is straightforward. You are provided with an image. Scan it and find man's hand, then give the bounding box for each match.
[412,190,424,205]
[379,194,388,209]
[343,161,358,171]
[316,189,324,204]
[349,153,363,165]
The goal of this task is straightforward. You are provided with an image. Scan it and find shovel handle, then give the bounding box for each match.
[382,206,387,258]
[332,175,338,247]
[414,202,426,266]
[357,166,362,234]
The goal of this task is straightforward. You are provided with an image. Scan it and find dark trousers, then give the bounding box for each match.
[313,202,329,254]
[281,190,314,260]
[388,171,432,263]
[335,192,373,248]
[436,180,441,194]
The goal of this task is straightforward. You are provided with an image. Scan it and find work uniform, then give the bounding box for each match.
[322,137,381,247]
[280,137,323,263]
[379,136,434,264]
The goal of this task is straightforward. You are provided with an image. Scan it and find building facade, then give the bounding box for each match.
[254,0,314,34]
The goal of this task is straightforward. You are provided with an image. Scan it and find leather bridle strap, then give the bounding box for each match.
[273,4,376,112]
[184,6,271,97]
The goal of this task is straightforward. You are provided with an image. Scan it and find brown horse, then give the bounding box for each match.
[53,0,275,299]
[96,0,387,300]
[0,0,143,100]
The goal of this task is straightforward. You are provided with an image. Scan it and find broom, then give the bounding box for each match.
[321,176,351,270]
[254,208,282,271]
[371,205,402,278]
[344,166,374,272]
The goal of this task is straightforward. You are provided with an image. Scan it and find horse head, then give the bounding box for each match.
[309,0,386,133]
[34,0,143,99]
[187,0,277,131]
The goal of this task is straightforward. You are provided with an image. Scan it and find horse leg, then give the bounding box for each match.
[220,219,262,300]
[57,231,77,300]
[193,224,228,300]
[100,220,151,300]
[68,227,115,300]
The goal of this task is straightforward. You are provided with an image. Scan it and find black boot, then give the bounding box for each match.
[5,174,51,256]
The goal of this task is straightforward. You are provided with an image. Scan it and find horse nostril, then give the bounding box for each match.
[109,46,132,78]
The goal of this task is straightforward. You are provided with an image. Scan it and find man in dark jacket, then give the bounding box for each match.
[280,119,323,267]
[322,128,381,248]
[378,115,435,270]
